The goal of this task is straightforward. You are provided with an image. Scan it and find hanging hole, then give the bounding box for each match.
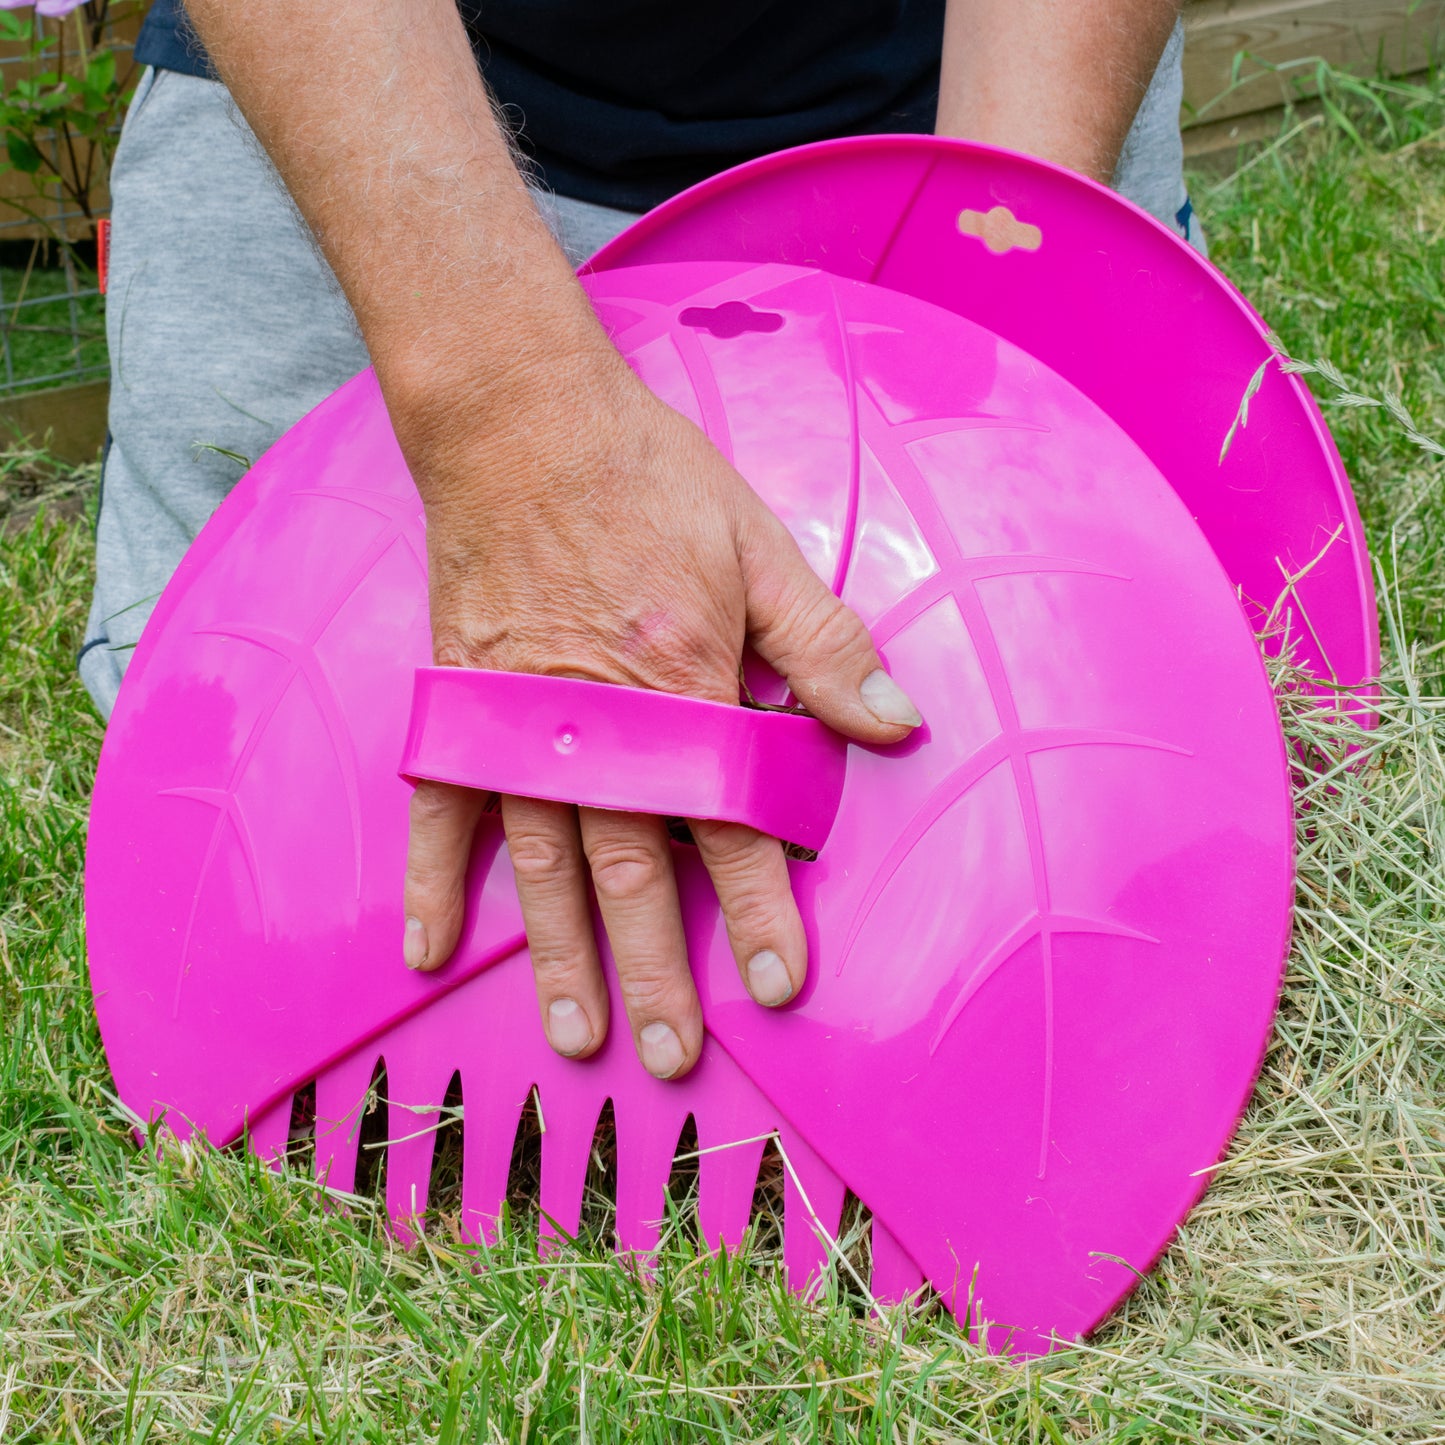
[679,301,784,339]
[352,1059,389,1201]
[956,204,1042,255]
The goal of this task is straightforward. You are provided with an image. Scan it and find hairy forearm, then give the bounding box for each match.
[183,0,609,451]
[936,0,1181,182]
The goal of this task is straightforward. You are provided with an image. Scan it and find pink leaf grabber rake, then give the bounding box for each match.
[87,139,1368,1356]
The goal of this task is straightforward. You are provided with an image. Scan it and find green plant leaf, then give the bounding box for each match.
[5,132,44,175]
[86,46,116,98]
[0,10,33,43]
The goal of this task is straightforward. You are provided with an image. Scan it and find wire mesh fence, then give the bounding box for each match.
[0,229,107,397]
[0,1,140,399]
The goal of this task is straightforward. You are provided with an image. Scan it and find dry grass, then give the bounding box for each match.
[0,440,95,535]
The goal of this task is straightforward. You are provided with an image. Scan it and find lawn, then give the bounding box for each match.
[2,69,1444,1442]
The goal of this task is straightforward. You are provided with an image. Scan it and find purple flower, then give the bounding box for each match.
[0,1,91,15]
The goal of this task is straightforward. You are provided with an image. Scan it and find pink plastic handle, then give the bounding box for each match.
[399,667,849,851]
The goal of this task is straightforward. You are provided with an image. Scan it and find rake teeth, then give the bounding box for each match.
[869,1219,925,1305]
[696,1122,768,1255]
[245,1093,293,1166]
[460,1076,528,1248]
[539,1093,606,1249]
[781,1128,848,1294]
[382,1058,451,1245]
[238,1036,896,1310]
[613,1094,696,1258]
[313,1049,377,1195]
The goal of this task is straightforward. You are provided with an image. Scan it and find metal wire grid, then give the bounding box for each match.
[0,21,132,397]
[0,231,103,396]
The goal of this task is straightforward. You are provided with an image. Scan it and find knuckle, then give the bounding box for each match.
[529,942,597,988]
[588,842,668,905]
[404,847,457,901]
[797,595,870,663]
[693,825,796,951]
[507,829,574,886]
[616,963,692,1020]
[409,781,460,830]
[403,871,444,909]
[722,892,787,946]
[404,865,450,905]
[771,590,868,673]
[697,847,787,937]
[692,819,769,873]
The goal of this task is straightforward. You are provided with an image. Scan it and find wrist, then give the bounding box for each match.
[373,245,600,393]
[377,299,642,514]
[378,279,617,431]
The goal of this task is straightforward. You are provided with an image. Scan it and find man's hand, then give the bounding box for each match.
[185,0,919,1078]
[396,337,919,1079]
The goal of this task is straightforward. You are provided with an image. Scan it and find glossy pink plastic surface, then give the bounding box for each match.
[401,668,847,852]
[87,258,1295,1356]
[589,136,1379,695]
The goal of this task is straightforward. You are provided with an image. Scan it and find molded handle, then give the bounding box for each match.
[400,667,848,850]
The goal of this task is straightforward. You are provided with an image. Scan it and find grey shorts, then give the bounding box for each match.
[80,21,1203,716]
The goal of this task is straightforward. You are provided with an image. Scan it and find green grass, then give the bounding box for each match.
[2,71,1445,1442]
[0,258,107,393]
[1198,66,1445,649]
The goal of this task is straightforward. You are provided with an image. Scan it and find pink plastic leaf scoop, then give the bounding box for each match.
[89,232,1301,1354]
[590,135,1379,698]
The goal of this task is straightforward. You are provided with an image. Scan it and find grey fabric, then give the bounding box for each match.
[1114,19,1204,253]
[80,68,634,715]
[81,25,1202,716]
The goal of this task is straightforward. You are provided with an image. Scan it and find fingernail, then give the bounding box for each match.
[548,998,593,1056]
[403,916,428,970]
[860,668,922,727]
[747,949,793,1005]
[639,1021,685,1079]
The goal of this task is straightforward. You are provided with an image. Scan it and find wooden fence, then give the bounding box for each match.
[1183,0,1445,153]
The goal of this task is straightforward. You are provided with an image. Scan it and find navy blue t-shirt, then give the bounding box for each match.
[135,1,945,211]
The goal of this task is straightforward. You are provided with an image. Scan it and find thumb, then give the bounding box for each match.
[740,508,923,743]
